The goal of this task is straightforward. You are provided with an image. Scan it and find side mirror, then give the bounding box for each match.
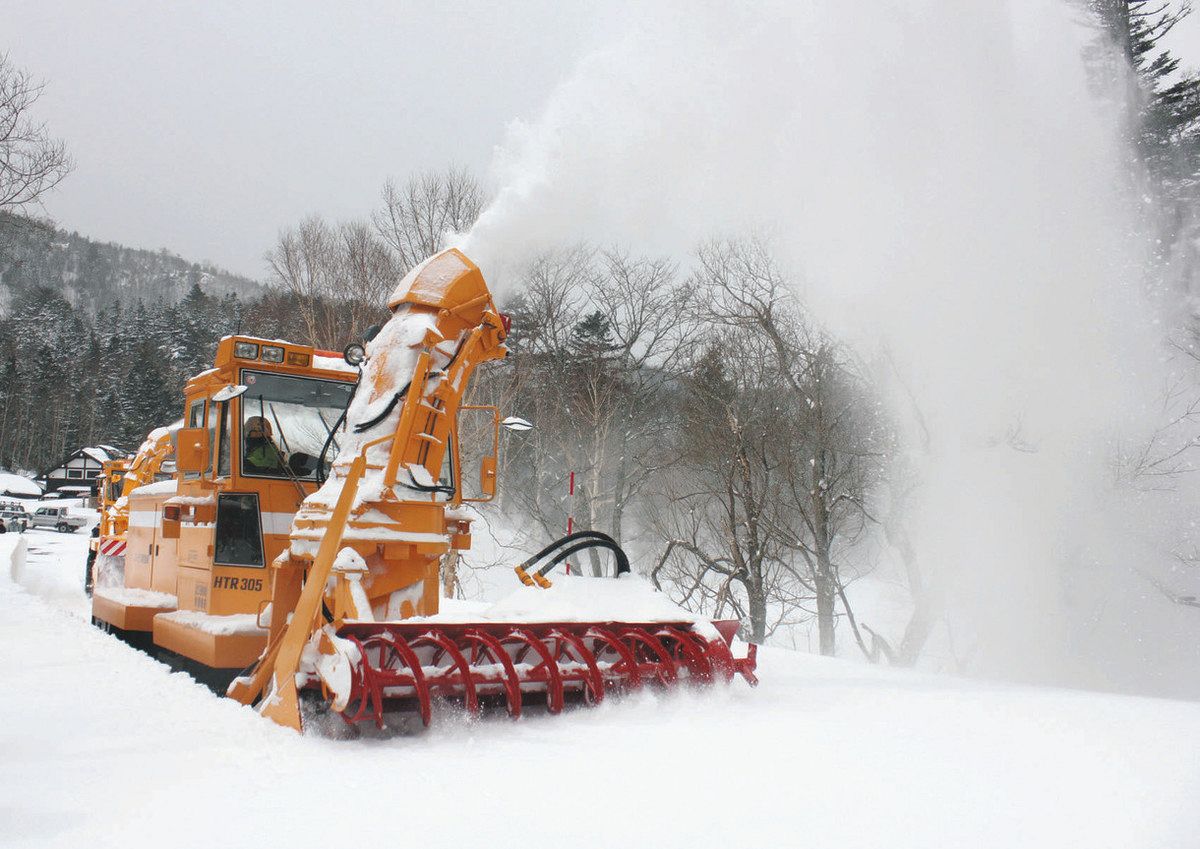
[212,384,248,403]
[176,427,210,474]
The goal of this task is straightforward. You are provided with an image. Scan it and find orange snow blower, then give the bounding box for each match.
[229,249,756,730]
[91,248,756,732]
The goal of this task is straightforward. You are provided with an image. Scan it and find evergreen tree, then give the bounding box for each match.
[1087,1,1200,290]
[120,343,177,445]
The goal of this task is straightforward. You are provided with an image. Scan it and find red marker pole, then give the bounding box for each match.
[565,471,575,575]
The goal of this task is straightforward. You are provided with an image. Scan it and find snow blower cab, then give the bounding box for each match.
[89,336,359,667]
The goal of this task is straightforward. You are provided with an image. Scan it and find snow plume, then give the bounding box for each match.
[460,1,1195,694]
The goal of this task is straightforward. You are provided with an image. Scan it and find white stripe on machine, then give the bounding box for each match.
[260,512,296,535]
[128,510,295,534]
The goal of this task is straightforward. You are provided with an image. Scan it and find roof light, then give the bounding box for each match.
[261,345,284,363]
[234,341,259,359]
[343,343,366,367]
[286,352,311,367]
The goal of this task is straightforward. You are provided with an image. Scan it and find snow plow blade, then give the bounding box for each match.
[320,619,757,728]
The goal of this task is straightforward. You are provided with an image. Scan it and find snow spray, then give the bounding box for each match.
[458,1,1196,695]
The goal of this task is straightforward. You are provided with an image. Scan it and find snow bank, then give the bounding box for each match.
[2,533,26,581]
[7,532,85,608]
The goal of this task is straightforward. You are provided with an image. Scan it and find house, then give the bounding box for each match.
[37,445,122,496]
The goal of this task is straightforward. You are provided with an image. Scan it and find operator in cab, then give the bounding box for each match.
[243,416,287,476]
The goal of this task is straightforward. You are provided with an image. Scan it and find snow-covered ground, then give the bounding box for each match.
[3,529,1200,849]
[7,503,97,613]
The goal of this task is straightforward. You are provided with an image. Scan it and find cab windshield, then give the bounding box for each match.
[239,370,354,480]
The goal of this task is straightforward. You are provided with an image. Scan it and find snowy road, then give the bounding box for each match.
[3,530,1200,849]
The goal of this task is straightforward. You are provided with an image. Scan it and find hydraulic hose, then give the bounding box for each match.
[316,367,362,486]
[352,380,409,434]
[352,338,465,435]
[518,530,619,569]
[517,530,630,578]
[536,538,630,579]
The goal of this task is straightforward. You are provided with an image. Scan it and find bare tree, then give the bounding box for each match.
[489,246,695,575]
[338,219,396,334]
[649,339,815,643]
[0,54,71,219]
[593,250,697,544]
[265,216,394,348]
[266,216,342,348]
[674,238,882,653]
[373,167,485,273]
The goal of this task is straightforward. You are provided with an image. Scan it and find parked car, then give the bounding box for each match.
[0,509,29,533]
[30,505,88,533]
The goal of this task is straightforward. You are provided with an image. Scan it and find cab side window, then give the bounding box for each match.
[214,493,263,568]
[217,402,232,478]
[188,400,207,480]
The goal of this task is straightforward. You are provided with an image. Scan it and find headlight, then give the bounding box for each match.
[234,341,259,359]
[261,345,284,363]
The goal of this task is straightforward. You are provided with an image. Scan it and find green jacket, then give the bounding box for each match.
[246,440,285,472]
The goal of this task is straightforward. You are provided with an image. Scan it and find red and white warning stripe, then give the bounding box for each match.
[99,539,126,557]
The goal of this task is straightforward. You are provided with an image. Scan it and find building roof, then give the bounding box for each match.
[0,473,43,497]
[80,446,118,464]
[39,445,121,479]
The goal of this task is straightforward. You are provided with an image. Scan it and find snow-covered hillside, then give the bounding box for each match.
[3,529,1199,849]
[0,215,265,315]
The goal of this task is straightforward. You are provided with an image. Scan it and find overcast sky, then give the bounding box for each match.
[7,2,630,278]
[8,2,1200,280]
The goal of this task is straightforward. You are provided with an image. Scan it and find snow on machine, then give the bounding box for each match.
[91,248,757,731]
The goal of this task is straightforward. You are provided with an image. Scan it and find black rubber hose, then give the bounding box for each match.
[352,380,410,434]
[316,367,363,486]
[352,339,464,435]
[517,530,622,572]
[399,466,456,497]
[536,538,630,579]
[530,534,633,580]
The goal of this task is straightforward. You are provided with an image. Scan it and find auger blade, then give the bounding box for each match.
[304,619,757,729]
